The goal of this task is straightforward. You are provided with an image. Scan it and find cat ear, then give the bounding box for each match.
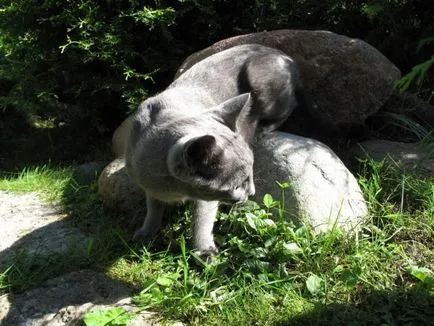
[183,135,217,171]
[214,93,252,133]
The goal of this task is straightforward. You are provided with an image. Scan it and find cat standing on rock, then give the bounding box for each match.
[123,44,306,260]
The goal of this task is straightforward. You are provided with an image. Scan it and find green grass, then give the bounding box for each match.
[0,165,73,201]
[0,160,433,325]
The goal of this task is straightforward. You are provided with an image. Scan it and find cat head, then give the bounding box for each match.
[167,93,256,203]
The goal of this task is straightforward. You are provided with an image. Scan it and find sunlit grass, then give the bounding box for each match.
[0,165,73,201]
[0,159,433,325]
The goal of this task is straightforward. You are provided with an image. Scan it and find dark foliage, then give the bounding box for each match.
[0,0,432,165]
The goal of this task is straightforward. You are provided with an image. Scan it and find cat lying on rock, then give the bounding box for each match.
[124,44,306,260]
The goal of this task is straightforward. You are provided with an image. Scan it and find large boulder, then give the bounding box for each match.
[176,29,401,133]
[99,132,367,233]
[253,132,367,233]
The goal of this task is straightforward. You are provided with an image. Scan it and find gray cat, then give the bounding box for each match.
[124,44,304,259]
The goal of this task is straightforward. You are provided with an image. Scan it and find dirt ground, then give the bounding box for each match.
[0,191,157,326]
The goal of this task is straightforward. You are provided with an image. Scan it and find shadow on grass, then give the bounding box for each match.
[0,172,148,324]
[283,288,434,325]
[0,115,114,173]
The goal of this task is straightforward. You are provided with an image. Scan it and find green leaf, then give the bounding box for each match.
[83,307,135,326]
[338,267,359,287]
[246,212,257,230]
[409,266,434,288]
[417,37,434,52]
[306,274,324,296]
[396,56,434,91]
[282,242,302,254]
[156,273,178,287]
[295,226,310,238]
[263,194,274,208]
[262,219,276,228]
[276,181,290,189]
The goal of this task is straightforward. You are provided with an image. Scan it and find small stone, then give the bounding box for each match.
[73,162,105,185]
[97,158,146,212]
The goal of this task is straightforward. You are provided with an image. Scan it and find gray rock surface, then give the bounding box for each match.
[0,192,89,269]
[0,269,156,326]
[73,161,105,185]
[253,132,367,232]
[97,158,146,211]
[175,29,401,132]
[352,139,434,177]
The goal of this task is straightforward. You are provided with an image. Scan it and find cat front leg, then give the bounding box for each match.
[133,195,166,243]
[192,200,219,260]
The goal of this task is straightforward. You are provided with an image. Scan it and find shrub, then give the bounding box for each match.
[0,1,180,131]
[0,0,431,138]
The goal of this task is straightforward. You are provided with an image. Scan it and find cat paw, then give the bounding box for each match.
[132,228,154,244]
[194,246,219,264]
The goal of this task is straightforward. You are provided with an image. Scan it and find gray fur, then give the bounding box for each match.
[125,44,303,258]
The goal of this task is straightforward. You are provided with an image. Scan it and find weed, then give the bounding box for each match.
[83,307,137,326]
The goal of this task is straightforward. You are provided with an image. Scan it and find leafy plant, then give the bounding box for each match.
[409,265,434,290]
[0,0,179,130]
[306,273,325,296]
[83,307,136,326]
[396,56,434,92]
[396,37,434,94]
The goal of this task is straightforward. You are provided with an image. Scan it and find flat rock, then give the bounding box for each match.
[253,132,368,233]
[0,269,156,326]
[176,29,401,133]
[351,139,434,177]
[0,192,89,268]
